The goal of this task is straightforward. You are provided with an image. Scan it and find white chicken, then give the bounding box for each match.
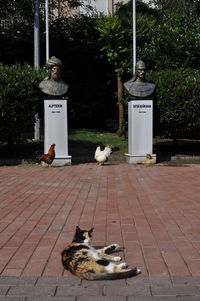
[94,146,112,165]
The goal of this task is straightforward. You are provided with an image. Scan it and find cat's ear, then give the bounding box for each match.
[89,227,94,233]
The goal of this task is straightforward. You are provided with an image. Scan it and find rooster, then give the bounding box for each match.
[36,144,56,166]
[94,146,112,165]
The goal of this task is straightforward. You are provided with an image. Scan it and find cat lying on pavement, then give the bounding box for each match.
[61,226,141,280]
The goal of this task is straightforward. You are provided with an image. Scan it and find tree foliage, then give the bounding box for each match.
[149,0,200,16]
[137,11,200,70]
[95,14,130,76]
[0,0,33,22]
[95,14,131,136]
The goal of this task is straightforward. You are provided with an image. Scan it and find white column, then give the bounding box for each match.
[34,0,40,141]
[45,0,49,61]
[106,0,108,14]
[34,0,40,69]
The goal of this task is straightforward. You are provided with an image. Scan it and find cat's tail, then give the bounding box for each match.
[84,267,141,281]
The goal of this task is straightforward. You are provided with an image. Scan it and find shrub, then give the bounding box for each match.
[147,68,200,139]
[0,63,45,149]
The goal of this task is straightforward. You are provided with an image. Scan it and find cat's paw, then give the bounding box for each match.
[111,244,119,250]
[136,268,141,275]
[110,244,119,251]
[119,262,128,269]
[104,244,119,254]
[113,256,121,262]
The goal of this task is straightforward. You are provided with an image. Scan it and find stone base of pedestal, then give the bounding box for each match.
[52,156,72,166]
[125,153,156,164]
[42,156,72,167]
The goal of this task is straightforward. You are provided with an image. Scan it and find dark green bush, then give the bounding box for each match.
[0,63,45,148]
[147,68,200,139]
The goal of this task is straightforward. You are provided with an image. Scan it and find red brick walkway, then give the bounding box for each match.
[0,163,200,300]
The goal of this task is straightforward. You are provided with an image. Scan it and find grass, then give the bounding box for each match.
[0,129,128,160]
[1,129,200,162]
[68,129,128,158]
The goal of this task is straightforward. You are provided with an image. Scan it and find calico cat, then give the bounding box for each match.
[61,226,141,280]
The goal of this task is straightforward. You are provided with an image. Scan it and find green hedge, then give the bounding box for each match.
[1,63,200,147]
[0,63,45,147]
[147,68,200,138]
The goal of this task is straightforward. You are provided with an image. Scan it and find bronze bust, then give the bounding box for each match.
[124,60,155,98]
[39,56,68,96]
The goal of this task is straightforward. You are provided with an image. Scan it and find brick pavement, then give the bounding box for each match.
[0,163,200,299]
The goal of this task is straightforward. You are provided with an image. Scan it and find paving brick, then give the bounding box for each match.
[148,276,172,286]
[145,258,169,276]
[7,285,56,297]
[0,248,18,262]
[26,296,74,301]
[0,297,26,301]
[151,284,200,296]
[104,284,151,296]
[56,285,103,297]
[41,257,63,277]
[172,276,200,285]
[186,260,200,276]
[1,163,200,299]
[0,277,37,285]
[36,276,81,286]
[77,297,126,301]
[81,279,126,286]
[128,296,177,301]
[126,276,150,286]
[177,297,200,301]
[22,260,47,277]
[1,269,22,277]
[0,286,10,296]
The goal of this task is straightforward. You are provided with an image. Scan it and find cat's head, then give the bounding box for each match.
[72,226,94,244]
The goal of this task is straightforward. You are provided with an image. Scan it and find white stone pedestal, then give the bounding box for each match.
[44,99,71,166]
[125,100,156,164]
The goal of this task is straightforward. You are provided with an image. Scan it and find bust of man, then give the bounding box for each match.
[124,60,155,98]
[39,56,68,96]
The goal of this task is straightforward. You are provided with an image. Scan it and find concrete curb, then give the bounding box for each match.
[0,276,200,299]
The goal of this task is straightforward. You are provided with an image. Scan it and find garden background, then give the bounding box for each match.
[1,0,200,158]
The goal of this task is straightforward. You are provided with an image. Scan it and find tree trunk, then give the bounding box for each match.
[117,72,125,137]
